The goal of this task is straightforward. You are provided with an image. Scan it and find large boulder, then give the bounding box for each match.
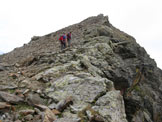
[93,91,127,122]
[46,71,127,122]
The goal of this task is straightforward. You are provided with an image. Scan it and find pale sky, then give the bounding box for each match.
[0,0,162,69]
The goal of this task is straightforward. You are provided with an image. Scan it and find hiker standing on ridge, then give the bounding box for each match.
[67,32,72,47]
[62,33,67,48]
[59,35,64,50]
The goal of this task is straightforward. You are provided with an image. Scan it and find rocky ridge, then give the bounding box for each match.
[0,14,162,122]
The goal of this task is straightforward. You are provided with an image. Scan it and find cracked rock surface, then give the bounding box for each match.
[0,14,162,122]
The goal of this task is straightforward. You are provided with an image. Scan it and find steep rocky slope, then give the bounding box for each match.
[0,14,162,122]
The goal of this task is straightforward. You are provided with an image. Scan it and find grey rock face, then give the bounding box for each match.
[42,108,56,122]
[93,91,127,122]
[55,118,79,122]
[0,66,6,71]
[19,109,35,116]
[0,14,161,122]
[0,84,17,90]
[26,93,45,105]
[47,73,108,104]
[0,102,11,109]
[0,91,24,104]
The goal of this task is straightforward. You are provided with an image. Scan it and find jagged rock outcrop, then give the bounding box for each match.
[0,14,162,122]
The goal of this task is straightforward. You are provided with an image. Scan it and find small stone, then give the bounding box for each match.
[0,85,17,90]
[0,66,6,71]
[20,80,30,88]
[34,104,49,111]
[26,93,45,105]
[0,91,24,104]
[34,108,41,114]
[32,115,42,122]
[17,94,24,98]
[90,114,105,122]
[48,103,57,109]
[13,113,20,120]
[15,63,20,67]
[19,109,35,116]
[36,89,42,94]
[23,89,30,95]
[24,114,33,121]
[55,118,79,122]
[0,102,11,109]
[42,108,56,122]
[52,109,61,115]
[14,120,22,122]
[56,96,73,112]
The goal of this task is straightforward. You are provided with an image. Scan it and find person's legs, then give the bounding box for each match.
[64,42,66,48]
[67,39,71,47]
[61,42,63,50]
[63,42,66,49]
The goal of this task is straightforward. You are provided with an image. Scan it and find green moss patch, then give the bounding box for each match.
[14,103,34,112]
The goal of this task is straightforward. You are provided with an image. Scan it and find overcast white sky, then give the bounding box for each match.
[0,0,162,69]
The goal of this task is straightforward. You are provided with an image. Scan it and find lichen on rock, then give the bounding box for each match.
[0,14,162,122]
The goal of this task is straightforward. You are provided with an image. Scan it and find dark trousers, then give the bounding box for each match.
[61,42,66,50]
[67,39,71,47]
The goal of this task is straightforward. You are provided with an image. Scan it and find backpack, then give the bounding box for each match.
[62,35,66,42]
[59,36,64,43]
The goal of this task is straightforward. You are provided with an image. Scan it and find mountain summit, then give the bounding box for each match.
[0,14,162,122]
